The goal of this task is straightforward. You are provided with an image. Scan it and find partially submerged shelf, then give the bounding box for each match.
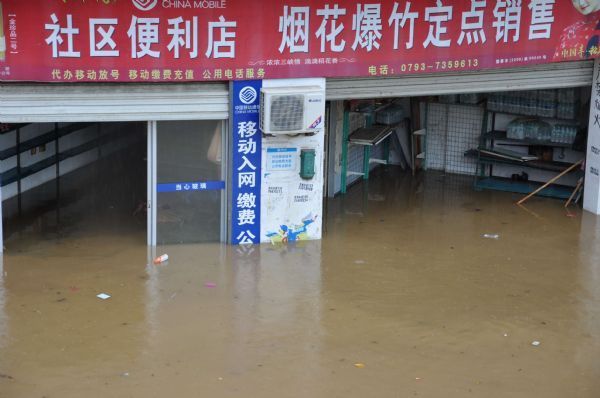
[486,109,580,124]
[482,130,573,148]
[465,149,577,173]
[475,177,573,200]
[349,125,394,146]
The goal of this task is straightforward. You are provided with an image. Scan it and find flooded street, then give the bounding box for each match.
[1,168,600,397]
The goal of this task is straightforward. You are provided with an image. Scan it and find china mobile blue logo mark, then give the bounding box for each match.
[239,86,258,105]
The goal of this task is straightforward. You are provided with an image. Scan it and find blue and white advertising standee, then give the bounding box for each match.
[231,80,262,244]
[259,78,326,245]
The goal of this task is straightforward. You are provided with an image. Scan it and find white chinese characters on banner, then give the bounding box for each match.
[206,16,237,59]
[90,18,119,57]
[45,14,80,58]
[237,209,256,225]
[128,16,160,58]
[238,138,257,155]
[44,5,562,60]
[236,119,258,231]
[237,193,257,209]
[279,6,310,53]
[351,4,382,52]
[236,230,256,245]
[44,14,237,59]
[238,121,257,138]
[423,1,453,48]
[493,0,522,43]
[528,0,555,40]
[167,16,198,59]
[316,4,347,53]
[388,2,419,50]
[458,0,487,45]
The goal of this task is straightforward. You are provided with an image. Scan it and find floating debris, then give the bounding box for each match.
[153,254,169,264]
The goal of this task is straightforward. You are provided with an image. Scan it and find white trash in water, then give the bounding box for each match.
[532,341,541,347]
[483,234,500,239]
[97,293,111,300]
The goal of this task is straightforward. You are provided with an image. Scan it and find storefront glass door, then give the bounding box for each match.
[147,120,226,245]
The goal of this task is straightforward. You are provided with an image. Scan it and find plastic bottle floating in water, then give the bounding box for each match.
[153,254,169,264]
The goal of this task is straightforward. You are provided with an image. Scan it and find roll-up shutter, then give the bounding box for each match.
[0,83,229,123]
[326,61,594,100]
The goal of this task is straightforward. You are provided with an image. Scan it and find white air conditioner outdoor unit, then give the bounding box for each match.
[260,86,324,135]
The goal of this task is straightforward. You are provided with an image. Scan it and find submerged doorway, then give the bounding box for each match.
[0,122,147,250]
[147,120,227,246]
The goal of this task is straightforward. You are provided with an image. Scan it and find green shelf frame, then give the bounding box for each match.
[340,108,392,194]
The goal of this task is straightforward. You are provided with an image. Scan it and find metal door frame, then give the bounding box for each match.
[147,121,157,246]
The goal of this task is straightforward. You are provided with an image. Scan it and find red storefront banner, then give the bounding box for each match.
[0,0,599,83]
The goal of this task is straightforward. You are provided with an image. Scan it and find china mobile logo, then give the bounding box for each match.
[132,0,158,11]
[239,86,258,105]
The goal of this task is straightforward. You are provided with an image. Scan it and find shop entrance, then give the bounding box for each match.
[0,122,147,249]
[326,86,590,208]
[147,120,227,245]
[0,82,231,251]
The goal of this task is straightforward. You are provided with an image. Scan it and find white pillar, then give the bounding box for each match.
[584,59,600,215]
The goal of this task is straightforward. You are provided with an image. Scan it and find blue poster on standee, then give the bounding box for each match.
[232,80,262,245]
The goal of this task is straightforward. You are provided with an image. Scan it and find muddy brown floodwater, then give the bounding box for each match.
[1,168,600,398]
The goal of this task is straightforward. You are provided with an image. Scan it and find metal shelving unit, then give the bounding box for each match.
[473,108,582,199]
[340,107,393,194]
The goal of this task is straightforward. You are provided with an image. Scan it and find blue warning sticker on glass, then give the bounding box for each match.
[157,181,225,193]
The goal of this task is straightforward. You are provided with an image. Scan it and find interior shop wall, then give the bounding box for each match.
[0,122,139,202]
[426,102,483,175]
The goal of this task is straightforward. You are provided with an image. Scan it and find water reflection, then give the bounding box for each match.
[2,168,600,397]
[579,213,600,347]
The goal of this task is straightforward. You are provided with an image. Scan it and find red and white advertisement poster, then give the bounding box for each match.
[0,0,599,83]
